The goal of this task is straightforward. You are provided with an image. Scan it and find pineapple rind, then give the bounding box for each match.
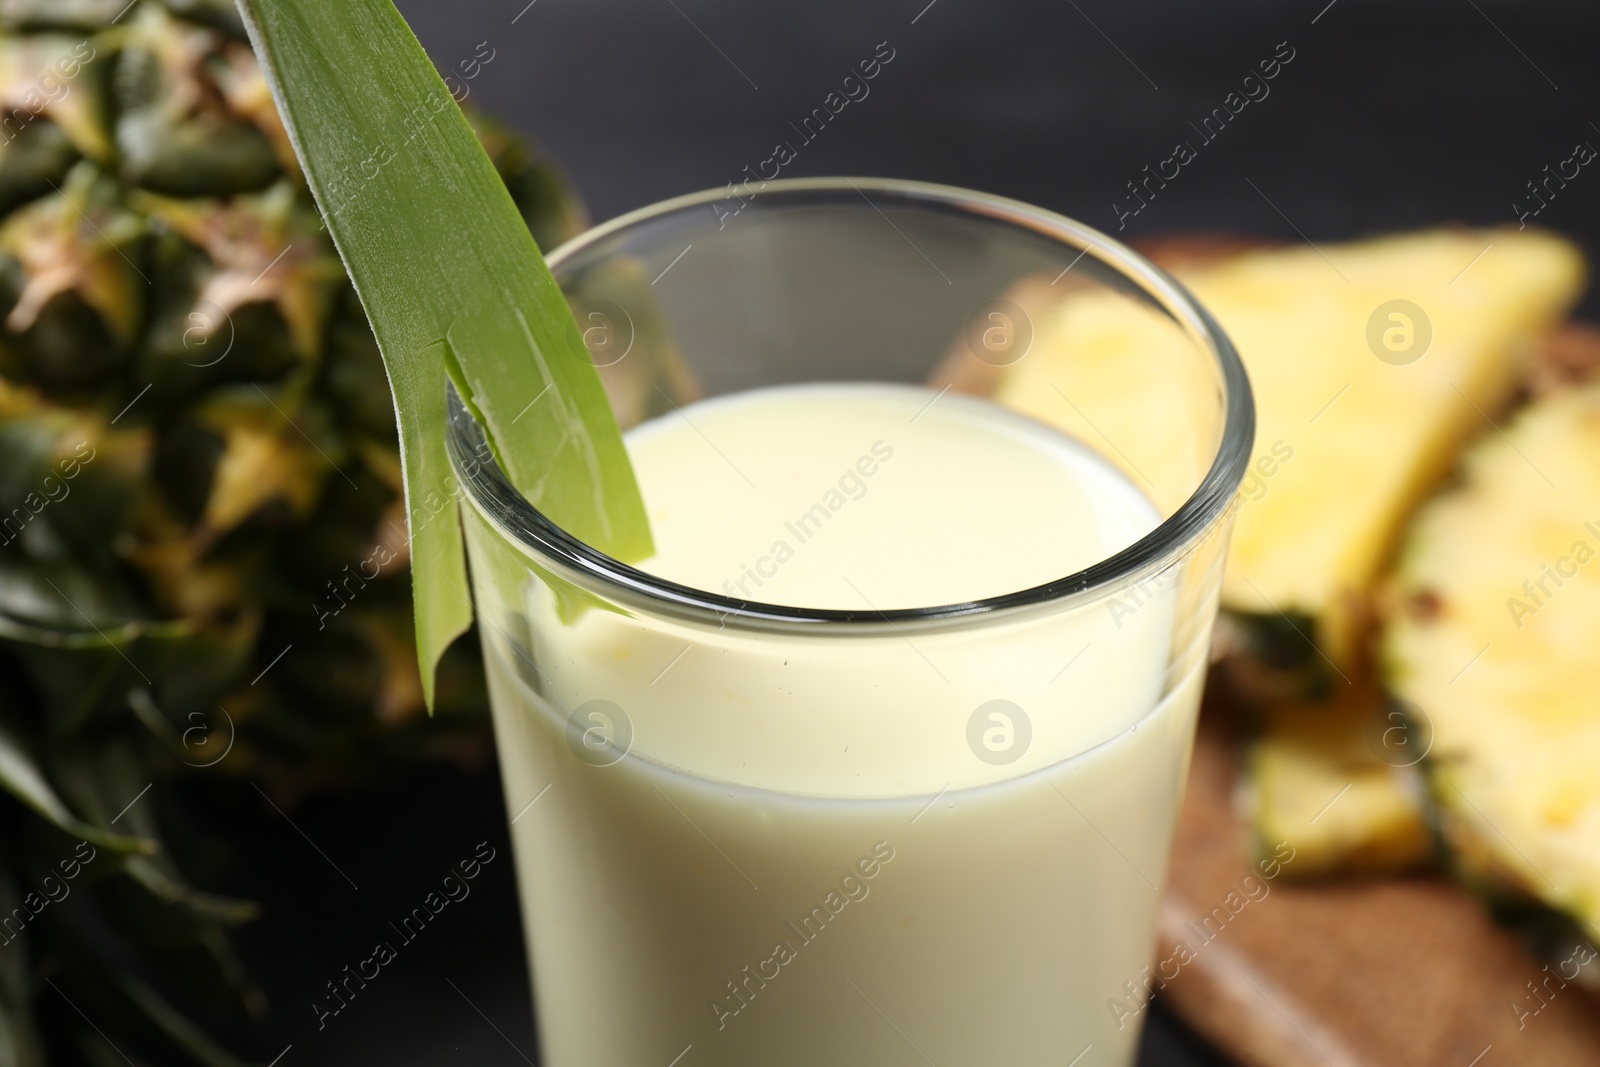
[1384,384,1600,944]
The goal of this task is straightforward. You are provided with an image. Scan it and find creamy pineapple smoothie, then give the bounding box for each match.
[469,383,1207,1067]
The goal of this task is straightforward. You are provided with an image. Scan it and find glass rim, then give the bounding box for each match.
[447,176,1255,634]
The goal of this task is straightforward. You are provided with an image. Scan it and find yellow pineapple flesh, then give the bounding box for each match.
[998,229,1585,673]
[1243,677,1435,877]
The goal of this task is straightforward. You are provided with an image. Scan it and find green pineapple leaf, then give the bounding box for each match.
[0,709,151,853]
[236,0,652,707]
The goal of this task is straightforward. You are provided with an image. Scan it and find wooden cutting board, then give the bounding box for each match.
[1158,690,1600,1067]
[931,234,1600,1065]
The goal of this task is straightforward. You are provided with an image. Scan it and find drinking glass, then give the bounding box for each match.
[448,177,1253,1067]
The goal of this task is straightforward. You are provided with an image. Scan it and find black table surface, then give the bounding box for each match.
[229,1,1600,1063]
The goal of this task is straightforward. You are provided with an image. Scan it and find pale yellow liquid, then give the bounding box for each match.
[471,383,1206,1067]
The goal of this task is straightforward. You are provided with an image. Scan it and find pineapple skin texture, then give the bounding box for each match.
[0,3,586,735]
[1000,229,1585,672]
[1385,384,1600,945]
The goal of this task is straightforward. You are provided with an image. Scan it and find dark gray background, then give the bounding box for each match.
[395,0,1600,314]
[226,1,1600,1064]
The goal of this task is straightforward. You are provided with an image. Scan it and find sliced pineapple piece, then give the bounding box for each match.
[999,229,1585,671]
[1384,384,1600,942]
[1242,677,1434,878]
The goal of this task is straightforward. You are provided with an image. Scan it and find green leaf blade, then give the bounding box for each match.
[0,711,151,853]
[237,0,652,706]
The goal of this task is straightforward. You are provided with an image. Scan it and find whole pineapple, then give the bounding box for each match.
[0,1,588,1062]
